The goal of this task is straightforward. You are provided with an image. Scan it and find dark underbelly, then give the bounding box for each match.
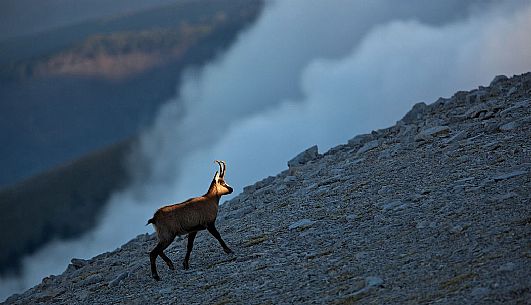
[183,224,207,233]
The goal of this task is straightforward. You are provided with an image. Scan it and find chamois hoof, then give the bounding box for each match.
[152,274,161,281]
[167,262,175,270]
[183,261,190,270]
[224,248,233,254]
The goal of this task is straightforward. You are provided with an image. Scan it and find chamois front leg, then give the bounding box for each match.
[183,232,197,270]
[207,222,233,254]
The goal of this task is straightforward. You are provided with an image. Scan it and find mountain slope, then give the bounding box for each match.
[4,73,530,304]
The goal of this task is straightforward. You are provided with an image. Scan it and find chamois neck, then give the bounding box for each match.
[205,181,221,200]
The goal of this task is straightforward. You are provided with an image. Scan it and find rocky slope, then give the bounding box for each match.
[4,73,530,304]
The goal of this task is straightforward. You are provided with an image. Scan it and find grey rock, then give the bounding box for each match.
[288,219,315,230]
[449,224,465,234]
[381,200,407,211]
[415,126,451,141]
[397,123,417,138]
[454,177,475,185]
[446,130,469,144]
[464,103,490,118]
[378,186,393,195]
[283,176,297,186]
[108,271,128,288]
[80,274,103,286]
[75,290,90,301]
[243,185,256,194]
[275,184,287,192]
[317,176,341,187]
[490,74,508,86]
[500,100,529,115]
[70,258,89,270]
[490,192,518,202]
[378,148,394,159]
[466,91,487,104]
[470,287,490,298]
[493,170,527,181]
[345,214,358,222]
[365,276,384,288]
[341,276,384,301]
[507,86,518,96]
[255,176,275,189]
[416,220,437,229]
[348,133,372,146]
[499,121,519,131]
[158,287,173,294]
[498,262,517,272]
[357,140,379,155]
[400,102,427,124]
[288,145,319,168]
[355,252,370,260]
[482,140,501,150]
[350,158,365,165]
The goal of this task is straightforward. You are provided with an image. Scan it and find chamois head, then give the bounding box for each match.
[209,160,233,196]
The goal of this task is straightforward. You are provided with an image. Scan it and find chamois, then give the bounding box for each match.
[147,160,233,281]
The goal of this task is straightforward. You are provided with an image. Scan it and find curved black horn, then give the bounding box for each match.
[215,160,224,177]
[220,160,226,178]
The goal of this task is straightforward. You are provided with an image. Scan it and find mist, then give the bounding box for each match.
[2,0,531,300]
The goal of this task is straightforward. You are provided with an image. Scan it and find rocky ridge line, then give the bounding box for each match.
[4,73,530,304]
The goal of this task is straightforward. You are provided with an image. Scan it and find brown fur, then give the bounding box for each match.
[148,161,233,280]
[151,195,219,242]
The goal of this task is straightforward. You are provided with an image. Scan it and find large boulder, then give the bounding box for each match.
[287,145,319,168]
[400,102,428,124]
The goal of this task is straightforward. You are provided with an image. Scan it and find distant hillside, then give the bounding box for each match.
[4,73,529,304]
[0,0,261,67]
[0,0,263,187]
[0,0,180,41]
[0,139,133,275]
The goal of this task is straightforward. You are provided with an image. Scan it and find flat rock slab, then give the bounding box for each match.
[357,140,379,155]
[493,170,527,181]
[288,219,315,230]
[415,126,451,141]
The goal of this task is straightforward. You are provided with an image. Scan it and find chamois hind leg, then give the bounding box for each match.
[149,239,173,281]
[159,252,175,270]
[183,232,197,270]
[207,222,232,254]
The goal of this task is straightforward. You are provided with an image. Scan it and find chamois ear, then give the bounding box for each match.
[213,171,220,181]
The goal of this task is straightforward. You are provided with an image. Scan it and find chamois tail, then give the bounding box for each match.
[146,217,155,226]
